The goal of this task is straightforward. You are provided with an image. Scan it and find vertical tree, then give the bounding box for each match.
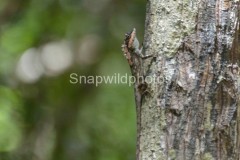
[123,0,240,159]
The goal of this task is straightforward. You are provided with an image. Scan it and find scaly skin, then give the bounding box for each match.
[121,28,152,160]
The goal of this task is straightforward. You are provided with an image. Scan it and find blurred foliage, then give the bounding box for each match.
[0,0,146,159]
[0,87,22,152]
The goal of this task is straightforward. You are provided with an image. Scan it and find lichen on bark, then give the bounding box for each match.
[144,0,199,58]
[137,0,240,159]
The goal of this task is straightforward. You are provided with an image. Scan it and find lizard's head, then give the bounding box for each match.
[124,28,139,51]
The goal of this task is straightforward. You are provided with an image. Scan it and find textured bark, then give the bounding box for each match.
[138,0,240,159]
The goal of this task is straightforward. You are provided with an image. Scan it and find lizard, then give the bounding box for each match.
[121,28,152,159]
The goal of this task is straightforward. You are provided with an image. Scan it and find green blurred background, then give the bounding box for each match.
[0,0,146,159]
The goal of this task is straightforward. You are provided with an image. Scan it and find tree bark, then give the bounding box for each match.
[137,0,240,159]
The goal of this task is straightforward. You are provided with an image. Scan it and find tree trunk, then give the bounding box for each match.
[136,0,239,159]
